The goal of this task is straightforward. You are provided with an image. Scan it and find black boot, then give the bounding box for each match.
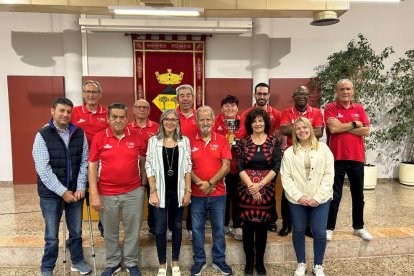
[278,225,292,237]
[244,258,254,276]
[255,261,266,276]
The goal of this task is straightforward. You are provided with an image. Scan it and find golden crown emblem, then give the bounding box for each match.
[155,69,184,85]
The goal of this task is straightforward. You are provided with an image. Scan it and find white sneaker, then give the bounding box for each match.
[188,230,193,241]
[353,228,373,241]
[313,264,325,276]
[294,262,307,276]
[233,227,243,241]
[157,267,167,276]
[171,265,181,276]
[167,230,172,242]
[326,230,333,241]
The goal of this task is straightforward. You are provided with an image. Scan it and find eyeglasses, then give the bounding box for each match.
[83,90,101,95]
[255,92,269,97]
[293,93,310,97]
[133,105,149,110]
[164,118,179,123]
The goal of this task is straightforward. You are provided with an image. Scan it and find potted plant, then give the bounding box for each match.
[312,34,394,189]
[381,50,414,185]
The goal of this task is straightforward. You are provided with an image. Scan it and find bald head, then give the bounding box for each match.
[292,85,310,111]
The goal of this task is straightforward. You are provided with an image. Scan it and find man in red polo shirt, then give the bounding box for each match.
[279,85,324,237]
[128,99,159,152]
[89,103,146,276]
[213,95,244,240]
[175,84,198,239]
[128,99,159,238]
[71,80,108,238]
[72,80,108,146]
[241,82,281,232]
[176,84,198,138]
[325,79,373,242]
[189,106,233,276]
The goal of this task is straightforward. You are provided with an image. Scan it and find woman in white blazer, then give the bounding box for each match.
[281,117,334,276]
[145,109,192,276]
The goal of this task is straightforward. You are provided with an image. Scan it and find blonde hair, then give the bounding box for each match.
[292,117,319,154]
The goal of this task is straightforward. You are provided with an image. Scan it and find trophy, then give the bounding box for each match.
[224,118,240,147]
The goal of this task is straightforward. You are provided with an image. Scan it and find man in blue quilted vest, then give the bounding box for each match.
[32,97,92,276]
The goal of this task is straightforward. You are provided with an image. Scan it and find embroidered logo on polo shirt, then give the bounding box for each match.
[191,147,199,152]
[77,119,86,123]
[103,144,112,149]
[217,125,223,131]
[337,113,344,118]
[126,142,135,149]
[210,144,219,151]
[98,118,106,122]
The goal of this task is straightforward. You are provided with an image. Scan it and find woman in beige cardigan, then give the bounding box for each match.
[281,117,334,276]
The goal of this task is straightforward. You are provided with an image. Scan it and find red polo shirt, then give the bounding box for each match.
[213,114,245,174]
[89,127,145,196]
[280,105,324,148]
[72,104,108,147]
[189,131,232,197]
[176,107,198,138]
[240,104,281,136]
[127,119,159,152]
[324,101,370,163]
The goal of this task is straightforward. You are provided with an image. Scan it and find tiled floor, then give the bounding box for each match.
[1,179,414,275]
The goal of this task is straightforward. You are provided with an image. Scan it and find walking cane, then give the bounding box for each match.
[62,200,67,275]
[85,191,97,276]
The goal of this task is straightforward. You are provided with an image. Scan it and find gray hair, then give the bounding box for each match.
[83,80,102,92]
[156,109,183,141]
[196,106,215,121]
[336,79,354,89]
[176,84,194,98]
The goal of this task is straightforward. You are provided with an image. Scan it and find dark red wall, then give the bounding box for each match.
[8,76,64,184]
[8,76,314,184]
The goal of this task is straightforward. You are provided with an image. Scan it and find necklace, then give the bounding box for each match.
[165,146,175,176]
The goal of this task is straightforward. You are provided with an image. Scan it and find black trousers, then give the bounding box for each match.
[242,221,268,264]
[224,173,242,228]
[327,160,365,230]
[281,190,292,228]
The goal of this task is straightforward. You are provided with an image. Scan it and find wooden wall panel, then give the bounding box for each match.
[205,78,253,115]
[8,76,64,184]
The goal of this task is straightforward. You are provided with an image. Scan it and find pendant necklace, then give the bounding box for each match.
[257,145,261,152]
[165,146,175,176]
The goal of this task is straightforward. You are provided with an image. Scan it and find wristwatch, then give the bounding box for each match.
[352,121,357,128]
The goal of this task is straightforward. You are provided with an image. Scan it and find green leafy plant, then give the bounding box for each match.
[312,34,394,154]
[381,50,414,163]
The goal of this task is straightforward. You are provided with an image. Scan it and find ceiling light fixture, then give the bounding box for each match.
[108,6,203,17]
[311,10,340,26]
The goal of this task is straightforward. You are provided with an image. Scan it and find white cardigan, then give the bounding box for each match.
[145,135,192,208]
[281,142,334,205]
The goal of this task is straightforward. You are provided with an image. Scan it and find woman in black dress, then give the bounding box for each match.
[237,108,281,276]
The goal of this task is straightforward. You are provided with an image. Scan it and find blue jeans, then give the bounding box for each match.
[40,197,85,272]
[288,201,330,265]
[153,191,184,264]
[191,195,226,264]
[327,160,365,230]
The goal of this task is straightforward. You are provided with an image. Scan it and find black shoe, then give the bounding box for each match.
[244,261,254,276]
[278,226,292,237]
[255,262,266,276]
[305,226,313,238]
[268,223,277,232]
